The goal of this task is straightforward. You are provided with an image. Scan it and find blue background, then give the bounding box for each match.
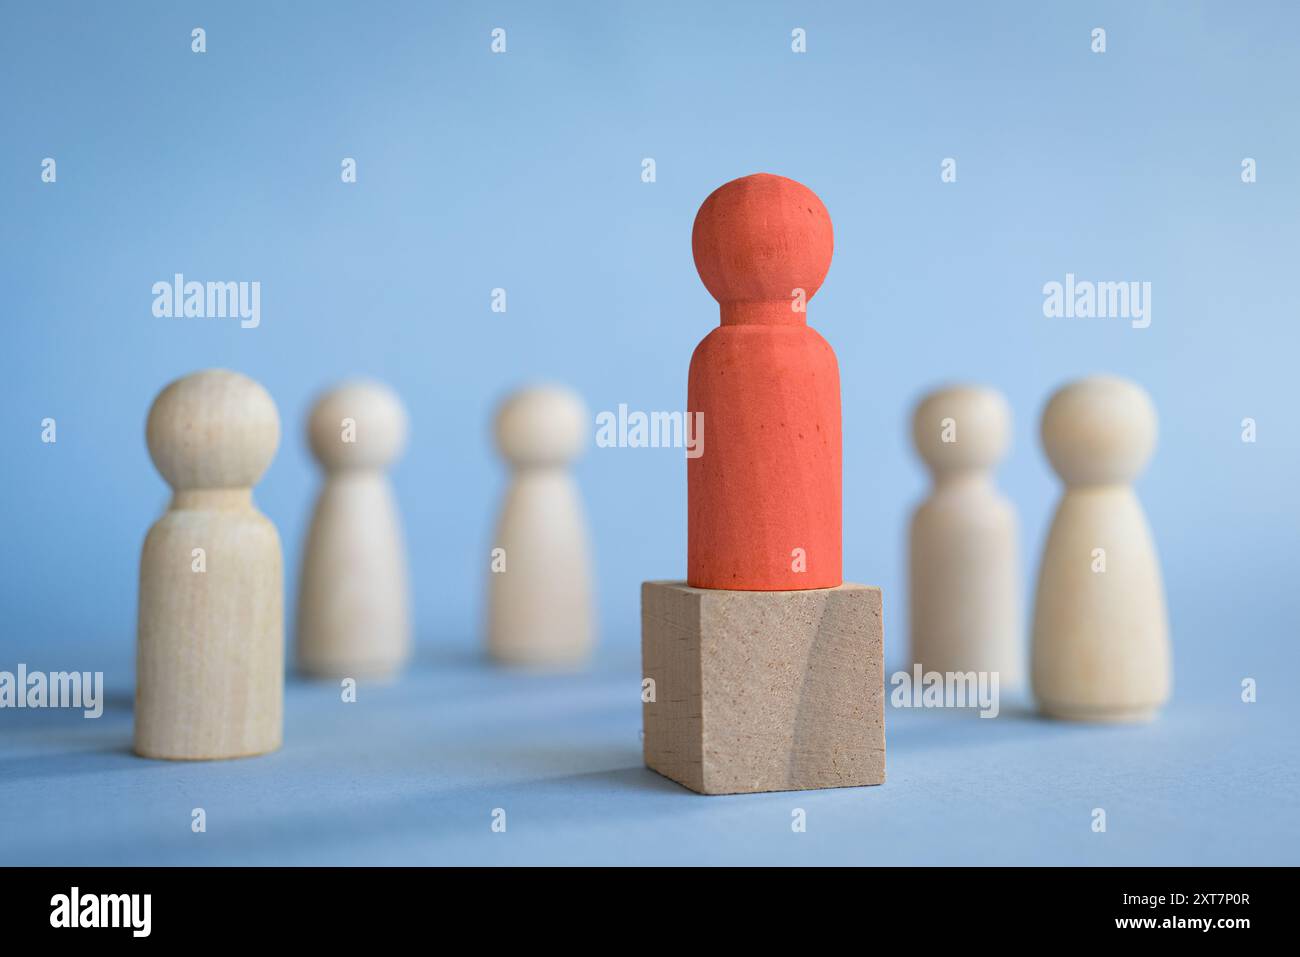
[1,0,1297,865]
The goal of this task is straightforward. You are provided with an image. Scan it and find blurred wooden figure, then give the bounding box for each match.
[909,385,1022,687]
[1031,375,1171,721]
[297,380,410,679]
[486,385,595,667]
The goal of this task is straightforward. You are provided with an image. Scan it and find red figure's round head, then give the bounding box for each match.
[691,173,834,324]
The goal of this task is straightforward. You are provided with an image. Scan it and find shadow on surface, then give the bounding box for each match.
[0,740,138,783]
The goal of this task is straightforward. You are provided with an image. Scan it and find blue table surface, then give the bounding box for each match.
[1,637,1296,867]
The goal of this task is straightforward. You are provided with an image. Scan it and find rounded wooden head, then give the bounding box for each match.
[146,369,280,491]
[1041,375,1157,486]
[913,385,1010,474]
[691,173,834,318]
[307,380,407,471]
[494,385,587,468]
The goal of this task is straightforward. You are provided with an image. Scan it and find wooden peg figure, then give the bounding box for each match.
[134,369,283,760]
[909,385,1022,685]
[688,172,841,590]
[640,173,885,795]
[1031,375,1171,721]
[296,380,410,679]
[487,385,595,666]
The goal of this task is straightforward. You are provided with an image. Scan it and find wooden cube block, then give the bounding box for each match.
[641,580,885,795]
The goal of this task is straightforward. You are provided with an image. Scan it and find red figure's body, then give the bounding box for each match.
[687,173,842,590]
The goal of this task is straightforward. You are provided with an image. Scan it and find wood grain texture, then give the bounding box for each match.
[641,580,884,794]
[687,173,842,590]
[134,369,283,760]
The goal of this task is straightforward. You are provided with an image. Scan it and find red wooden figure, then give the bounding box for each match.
[687,173,842,590]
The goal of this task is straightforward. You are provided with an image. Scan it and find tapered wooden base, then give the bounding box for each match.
[640,580,885,795]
